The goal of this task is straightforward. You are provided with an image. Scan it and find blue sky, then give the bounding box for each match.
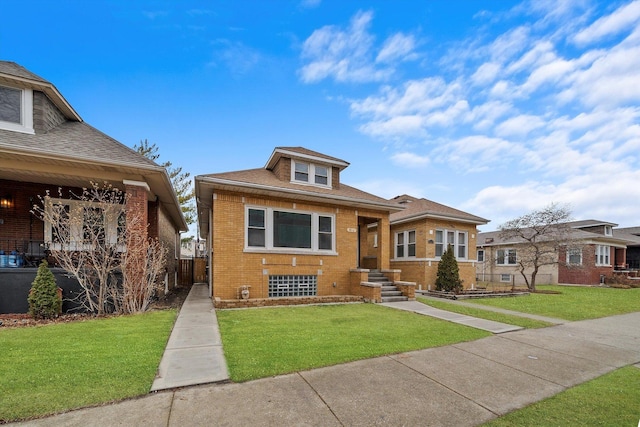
[2,0,640,236]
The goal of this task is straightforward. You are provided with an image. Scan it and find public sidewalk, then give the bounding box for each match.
[150,283,229,391]
[14,311,640,426]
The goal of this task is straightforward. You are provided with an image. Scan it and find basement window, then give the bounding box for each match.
[268,275,317,297]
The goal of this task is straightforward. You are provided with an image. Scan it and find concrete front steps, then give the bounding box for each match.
[368,270,408,303]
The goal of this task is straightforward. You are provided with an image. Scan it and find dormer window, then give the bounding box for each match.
[315,165,328,185]
[0,85,34,134]
[604,225,612,236]
[292,160,331,188]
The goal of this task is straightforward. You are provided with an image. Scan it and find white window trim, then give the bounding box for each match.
[291,160,332,188]
[595,245,611,266]
[604,225,613,236]
[244,206,336,255]
[44,198,125,251]
[0,86,34,134]
[477,249,484,263]
[435,229,468,260]
[566,248,582,265]
[395,230,416,259]
[497,248,517,265]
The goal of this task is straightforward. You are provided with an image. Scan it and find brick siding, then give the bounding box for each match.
[211,190,390,300]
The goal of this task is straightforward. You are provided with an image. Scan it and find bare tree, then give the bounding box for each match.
[32,182,167,315]
[499,203,580,292]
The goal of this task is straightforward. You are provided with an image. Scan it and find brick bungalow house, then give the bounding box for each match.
[476,220,631,286]
[195,147,414,307]
[0,61,188,313]
[366,195,489,291]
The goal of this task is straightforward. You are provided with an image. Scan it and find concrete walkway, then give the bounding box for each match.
[382,300,524,333]
[14,311,640,426]
[150,283,229,391]
[417,294,567,325]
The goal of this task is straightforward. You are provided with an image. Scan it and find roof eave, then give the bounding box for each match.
[0,71,82,121]
[391,211,489,226]
[195,175,404,212]
[265,148,350,171]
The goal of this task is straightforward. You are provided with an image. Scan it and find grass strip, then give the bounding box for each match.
[471,285,640,321]
[0,310,176,422]
[484,366,640,426]
[417,297,553,328]
[217,303,490,382]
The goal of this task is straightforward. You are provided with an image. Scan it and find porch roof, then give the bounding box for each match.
[389,194,489,226]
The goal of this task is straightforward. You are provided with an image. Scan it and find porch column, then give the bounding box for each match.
[376,217,390,270]
[123,180,149,240]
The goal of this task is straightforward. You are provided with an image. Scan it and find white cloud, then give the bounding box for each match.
[299,10,417,83]
[359,115,426,138]
[376,33,417,63]
[471,62,501,86]
[495,114,546,137]
[573,0,640,45]
[390,152,430,168]
[209,40,261,74]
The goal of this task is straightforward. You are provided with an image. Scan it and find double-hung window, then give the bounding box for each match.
[435,229,468,260]
[246,207,334,253]
[497,249,517,265]
[395,230,416,258]
[566,248,582,265]
[44,198,125,251]
[291,160,331,188]
[596,245,610,266]
[0,85,34,133]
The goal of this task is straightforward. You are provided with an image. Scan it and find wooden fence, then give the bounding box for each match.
[178,257,207,286]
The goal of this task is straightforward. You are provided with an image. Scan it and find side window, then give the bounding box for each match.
[247,208,266,247]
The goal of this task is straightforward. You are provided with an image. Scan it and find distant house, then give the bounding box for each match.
[0,61,188,313]
[366,195,489,291]
[476,220,632,286]
[180,238,206,259]
[195,147,410,306]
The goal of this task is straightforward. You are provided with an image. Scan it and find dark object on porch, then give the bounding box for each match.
[0,268,84,314]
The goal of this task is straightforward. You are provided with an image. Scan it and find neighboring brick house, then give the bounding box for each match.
[476,220,631,286]
[0,61,187,313]
[613,227,640,270]
[366,195,488,291]
[195,147,408,306]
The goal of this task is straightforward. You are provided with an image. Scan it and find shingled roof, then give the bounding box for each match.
[389,194,488,225]
[0,61,48,82]
[198,167,400,210]
[0,60,187,231]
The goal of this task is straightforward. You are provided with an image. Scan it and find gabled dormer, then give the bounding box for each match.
[0,61,80,135]
[570,220,617,237]
[265,146,350,190]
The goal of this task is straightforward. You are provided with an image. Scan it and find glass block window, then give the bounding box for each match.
[268,275,317,297]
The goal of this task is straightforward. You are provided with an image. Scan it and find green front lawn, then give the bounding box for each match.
[417,297,553,328]
[0,310,176,422]
[485,366,640,426]
[217,303,490,382]
[470,285,640,321]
